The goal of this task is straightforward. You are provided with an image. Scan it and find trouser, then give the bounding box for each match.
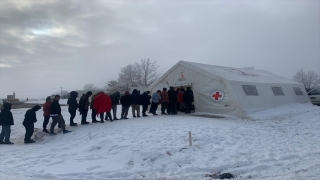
[24,124,34,141]
[69,110,76,124]
[185,102,192,113]
[81,110,88,123]
[91,109,97,121]
[180,102,186,112]
[50,115,66,132]
[121,106,130,118]
[150,102,159,114]
[131,104,140,116]
[142,105,148,115]
[161,102,168,113]
[43,116,50,130]
[112,105,118,118]
[104,112,112,120]
[168,102,177,114]
[0,125,11,142]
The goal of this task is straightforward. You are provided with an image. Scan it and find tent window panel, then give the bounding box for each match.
[272,87,284,96]
[242,85,259,96]
[293,87,303,95]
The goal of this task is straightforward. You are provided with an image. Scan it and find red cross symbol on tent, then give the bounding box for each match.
[210,90,225,102]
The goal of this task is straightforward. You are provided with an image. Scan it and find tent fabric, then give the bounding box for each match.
[93,93,112,115]
[150,61,309,118]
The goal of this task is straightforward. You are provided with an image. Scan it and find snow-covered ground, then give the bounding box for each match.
[1,103,320,180]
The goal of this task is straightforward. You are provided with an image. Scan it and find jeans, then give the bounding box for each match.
[112,105,118,119]
[81,110,88,123]
[0,125,11,142]
[150,102,159,114]
[24,124,34,141]
[121,106,130,118]
[131,104,140,116]
[43,116,50,130]
[69,110,76,123]
[50,115,66,132]
[161,102,168,113]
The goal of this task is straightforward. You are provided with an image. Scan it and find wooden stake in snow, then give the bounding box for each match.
[188,131,192,146]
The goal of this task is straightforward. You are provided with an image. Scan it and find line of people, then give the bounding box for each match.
[0,87,194,145]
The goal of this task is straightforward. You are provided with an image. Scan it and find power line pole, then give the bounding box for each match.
[61,87,62,97]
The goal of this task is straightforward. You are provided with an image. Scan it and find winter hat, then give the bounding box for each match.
[3,103,12,110]
[86,91,93,95]
[46,96,52,101]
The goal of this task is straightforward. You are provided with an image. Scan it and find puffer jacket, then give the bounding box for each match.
[0,103,14,126]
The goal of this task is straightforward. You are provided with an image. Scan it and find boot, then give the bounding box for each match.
[133,115,136,118]
[137,115,141,117]
[81,122,89,125]
[70,122,77,126]
[24,140,35,144]
[4,141,14,145]
[43,129,49,133]
[113,117,119,120]
[100,120,104,123]
[143,113,148,117]
[63,130,71,134]
[92,120,100,123]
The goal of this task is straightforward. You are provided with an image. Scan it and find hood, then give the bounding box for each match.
[3,103,12,110]
[32,105,41,111]
[70,91,78,98]
[132,89,138,94]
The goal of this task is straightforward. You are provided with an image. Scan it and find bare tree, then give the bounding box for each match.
[134,58,160,87]
[293,69,320,89]
[83,83,100,90]
[105,80,119,93]
[117,64,140,91]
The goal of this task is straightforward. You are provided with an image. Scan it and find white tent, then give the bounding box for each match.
[150,61,310,118]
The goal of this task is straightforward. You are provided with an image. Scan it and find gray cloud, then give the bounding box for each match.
[0,0,319,98]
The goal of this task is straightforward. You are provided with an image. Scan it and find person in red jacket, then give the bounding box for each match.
[42,96,52,133]
[93,92,113,123]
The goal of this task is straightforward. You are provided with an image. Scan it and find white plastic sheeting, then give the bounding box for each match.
[150,61,310,118]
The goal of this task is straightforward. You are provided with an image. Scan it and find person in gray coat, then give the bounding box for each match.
[149,90,161,115]
[109,91,120,120]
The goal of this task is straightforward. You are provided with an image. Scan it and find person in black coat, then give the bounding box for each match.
[183,87,194,113]
[167,86,178,115]
[79,91,92,124]
[120,91,133,119]
[67,91,79,126]
[109,91,121,120]
[140,91,151,116]
[0,103,14,144]
[50,95,71,134]
[23,105,41,143]
[131,89,141,117]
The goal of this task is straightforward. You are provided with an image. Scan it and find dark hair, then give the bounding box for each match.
[163,88,167,91]
[86,91,93,95]
[55,95,61,98]
[157,90,161,93]
[46,96,52,101]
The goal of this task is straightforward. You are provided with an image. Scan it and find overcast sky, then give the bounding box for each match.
[0,0,319,99]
